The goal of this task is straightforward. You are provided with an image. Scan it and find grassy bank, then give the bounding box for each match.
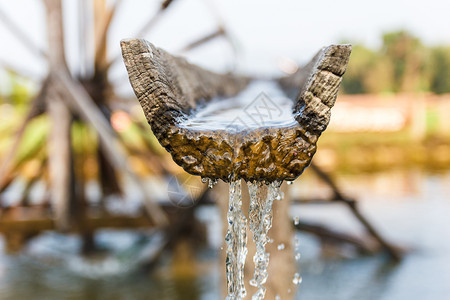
[315,131,450,173]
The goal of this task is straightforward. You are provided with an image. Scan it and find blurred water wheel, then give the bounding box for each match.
[0,0,236,252]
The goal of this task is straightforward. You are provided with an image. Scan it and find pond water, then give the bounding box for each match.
[1,168,450,300]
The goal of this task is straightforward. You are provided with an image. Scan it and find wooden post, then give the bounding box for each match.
[44,0,74,230]
[46,85,73,230]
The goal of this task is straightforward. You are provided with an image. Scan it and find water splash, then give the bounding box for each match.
[208,178,218,189]
[277,243,285,251]
[225,180,248,299]
[293,272,303,285]
[248,180,282,300]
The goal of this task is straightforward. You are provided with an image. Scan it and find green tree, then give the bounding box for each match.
[341,44,377,94]
[381,30,426,93]
[429,46,450,94]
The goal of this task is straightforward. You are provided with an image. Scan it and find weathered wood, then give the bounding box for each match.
[46,85,73,230]
[44,0,68,70]
[121,39,249,129]
[53,70,169,226]
[44,0,74,230]
[279,45,351,134]
[0,208,153,233]
[121,40,350,182]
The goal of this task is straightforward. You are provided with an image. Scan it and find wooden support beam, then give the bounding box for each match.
[293,220,375,254]
[44,0,68,70]
[46,87,73,230]
[53,70,169,226]
[0,208,152,233]
[43,0,75,231]
[309,163,402,261]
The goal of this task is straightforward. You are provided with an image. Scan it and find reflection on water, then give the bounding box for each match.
[1,169,450,299]
[179,80,297,132]
[292,168,450,300]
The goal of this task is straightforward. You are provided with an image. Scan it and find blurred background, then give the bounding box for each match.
[0,0,450,299]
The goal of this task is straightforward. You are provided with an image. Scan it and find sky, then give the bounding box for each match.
[0,0,450,94]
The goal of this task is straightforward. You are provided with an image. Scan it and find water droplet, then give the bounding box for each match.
[293,216,300,225]
[269,238,274,244]
[275,191,284,201]
[293,273,302,285]
[295,253,301,260]
[201,177,208,183]
[277,243,285,250]
[294,237,300,249]
[287,289,291,294]
[287,181,294,185]
[275,295,281,300]
[208,178,217,189]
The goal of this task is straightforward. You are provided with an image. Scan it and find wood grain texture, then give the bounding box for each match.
[280,45,351,134]
[121,39,351,182]
[121,39,249,133]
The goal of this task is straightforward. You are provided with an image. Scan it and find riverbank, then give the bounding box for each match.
[312,93,450,173]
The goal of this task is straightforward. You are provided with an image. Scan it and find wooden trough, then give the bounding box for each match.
[121,39,351,182]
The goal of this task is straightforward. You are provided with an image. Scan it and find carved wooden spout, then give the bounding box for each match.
[121,39,350,182]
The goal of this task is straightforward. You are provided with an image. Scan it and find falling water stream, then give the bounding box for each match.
[188,81,296,299]
[225,180,248,299]
[225,180,284,300]
[248,180,282,300]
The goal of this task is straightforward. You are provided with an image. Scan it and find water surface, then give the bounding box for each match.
[1,168,450,299]
[179,80,298,132]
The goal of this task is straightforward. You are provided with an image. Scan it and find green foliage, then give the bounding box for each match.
[342,30,450,95]
[429,47,450,94]
[15,115,49,164]
[341,45,376,94]
[0,71,34,108]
